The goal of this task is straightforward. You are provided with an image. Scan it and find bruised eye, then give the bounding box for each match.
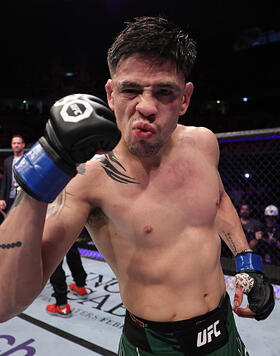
[158,88,172,96]
[155,88,177,103]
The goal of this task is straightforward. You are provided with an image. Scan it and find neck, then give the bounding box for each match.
[126,146,167,175]
[14,151,24,158]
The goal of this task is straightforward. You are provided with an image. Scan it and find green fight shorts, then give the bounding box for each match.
[118,293,249,355]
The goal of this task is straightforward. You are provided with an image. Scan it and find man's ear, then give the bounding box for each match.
[179,82,194,116]
[105,79,114,111]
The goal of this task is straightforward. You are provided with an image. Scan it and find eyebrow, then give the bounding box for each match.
[118,81,141,89]
[118,81,181,92]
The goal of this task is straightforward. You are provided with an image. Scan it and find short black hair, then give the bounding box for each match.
[11,134,25,143]
[107,16,197,82]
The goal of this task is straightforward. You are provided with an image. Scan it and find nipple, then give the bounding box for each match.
[144,225,153,234]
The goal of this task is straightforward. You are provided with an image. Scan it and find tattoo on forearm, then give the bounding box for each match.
[9,189,25,212]
[98,152,140,184]
[219,231,238,255]
[47,190,69,217]
[0,241,22,249]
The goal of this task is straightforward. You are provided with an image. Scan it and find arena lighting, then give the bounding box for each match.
[244,172,250,179]
[216,100,221,104]
[242,97,248,102]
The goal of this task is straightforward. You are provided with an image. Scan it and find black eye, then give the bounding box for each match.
[160,89,170,95]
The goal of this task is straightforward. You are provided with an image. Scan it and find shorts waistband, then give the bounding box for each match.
[127,293,229,332]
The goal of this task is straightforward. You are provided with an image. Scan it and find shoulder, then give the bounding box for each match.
[65,153,108,202]
[176,125,219,162]
[177,124,217,142]
[73,154,105,186]
[3,155,13,169]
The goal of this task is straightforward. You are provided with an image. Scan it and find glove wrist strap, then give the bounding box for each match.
[14,141,72,203]
[235,252,264,273]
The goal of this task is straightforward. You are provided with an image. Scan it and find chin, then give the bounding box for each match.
[127,141,161,157]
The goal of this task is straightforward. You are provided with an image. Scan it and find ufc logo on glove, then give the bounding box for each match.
[13,93,120,203]
[54,94,94,123]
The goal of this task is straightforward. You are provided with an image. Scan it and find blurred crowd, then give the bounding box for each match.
[239,203,280,265]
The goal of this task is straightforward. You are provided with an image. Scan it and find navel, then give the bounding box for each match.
[144,225,153,234]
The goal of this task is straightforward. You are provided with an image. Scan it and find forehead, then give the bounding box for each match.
[11,137,23,143]
[113,54,185,85]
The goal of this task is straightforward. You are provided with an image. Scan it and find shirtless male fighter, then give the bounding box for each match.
[0,16,274,355]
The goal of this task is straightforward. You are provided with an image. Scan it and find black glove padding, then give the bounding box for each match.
[39,94,121,176]
[236,271,275,321]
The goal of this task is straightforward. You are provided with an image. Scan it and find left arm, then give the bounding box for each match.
[215,177,250,256]
[200,127,251,256]
[216,173,275,321]
[201,127,274,320]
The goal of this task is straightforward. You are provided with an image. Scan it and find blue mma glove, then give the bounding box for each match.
[235,251,275,320]
[14,94,121,203]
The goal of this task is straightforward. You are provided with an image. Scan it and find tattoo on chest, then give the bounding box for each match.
[98,152,140,184]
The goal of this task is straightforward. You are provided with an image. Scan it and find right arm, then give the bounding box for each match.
[0,93,120,322]
[0,191,48,321]
[0,180,90,322]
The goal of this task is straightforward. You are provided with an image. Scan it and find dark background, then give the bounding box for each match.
[0,0,279,146]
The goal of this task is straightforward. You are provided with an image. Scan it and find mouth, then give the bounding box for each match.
[132,122,156,139]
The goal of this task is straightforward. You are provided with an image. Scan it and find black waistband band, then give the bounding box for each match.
[127,293,229,332]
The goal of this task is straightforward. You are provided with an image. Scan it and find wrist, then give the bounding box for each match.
[235,251,264,273]
[236,249,254,255]
[13,141,73,203]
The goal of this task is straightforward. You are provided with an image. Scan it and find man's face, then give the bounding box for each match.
[105,54,193,157]
[11,137,25,155]
[265,216,278,228]
[240,205,250,218]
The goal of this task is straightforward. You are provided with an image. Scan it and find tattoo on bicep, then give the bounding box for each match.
[219,231,238,255]
[47,189,70,217]
[98,152,140,184]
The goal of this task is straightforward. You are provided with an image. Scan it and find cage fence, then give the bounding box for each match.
[217,128,280,286]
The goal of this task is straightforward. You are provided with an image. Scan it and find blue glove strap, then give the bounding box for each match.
[235,252,264,273]
[14,141,72,203]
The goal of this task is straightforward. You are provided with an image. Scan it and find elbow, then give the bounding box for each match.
[0,309,17,323]
[0,293,38,323]
[0,303,29,323]
[0,302,25,323]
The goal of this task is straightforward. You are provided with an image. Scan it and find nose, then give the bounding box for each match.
[135,93,157,121]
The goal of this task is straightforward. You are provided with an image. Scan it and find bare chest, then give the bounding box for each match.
[90,154,220,246]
